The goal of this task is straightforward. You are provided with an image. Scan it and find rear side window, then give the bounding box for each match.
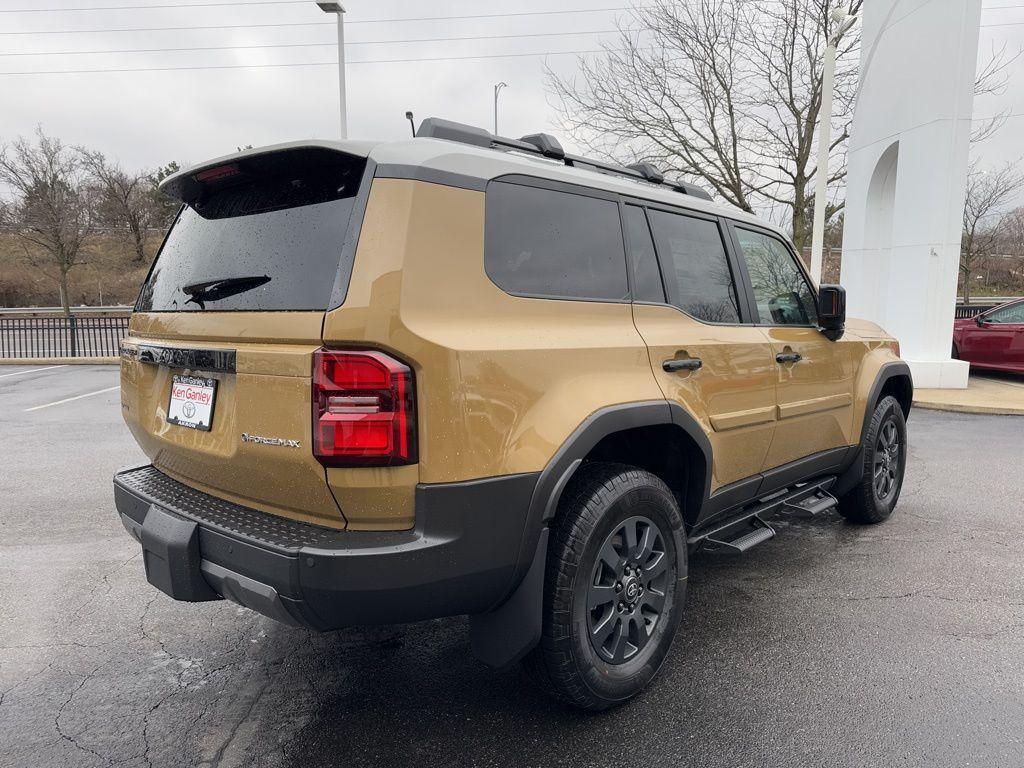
[647,209,741,324]
[485,181,628,302]
[136,149,365,312]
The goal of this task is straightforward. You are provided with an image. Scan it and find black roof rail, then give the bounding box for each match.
[415,117,712,201]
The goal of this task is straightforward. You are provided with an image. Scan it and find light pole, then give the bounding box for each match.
[317,2,347,139]
[493,82,508,134]
[810,9,857,284]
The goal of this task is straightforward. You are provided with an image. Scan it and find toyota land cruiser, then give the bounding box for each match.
[114,118,912,709]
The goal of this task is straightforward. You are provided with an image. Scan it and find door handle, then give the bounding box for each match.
[663,358,702,372]
[776,352,803,364]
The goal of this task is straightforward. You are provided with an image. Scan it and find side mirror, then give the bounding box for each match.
[817,284,846,341]
[975,314,987,327]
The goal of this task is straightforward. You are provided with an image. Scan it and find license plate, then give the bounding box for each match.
[167,374,217,431]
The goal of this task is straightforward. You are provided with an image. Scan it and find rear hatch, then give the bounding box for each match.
[120,145,370,528]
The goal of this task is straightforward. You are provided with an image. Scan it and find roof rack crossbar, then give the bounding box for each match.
[415,117,712,201]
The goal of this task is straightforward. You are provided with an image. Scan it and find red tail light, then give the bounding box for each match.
[312,349,417,467]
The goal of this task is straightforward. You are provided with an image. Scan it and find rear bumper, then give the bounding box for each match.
[114,464,538,630]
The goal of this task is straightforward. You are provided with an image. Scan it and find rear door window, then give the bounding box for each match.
[136,150,365,312]
[647,209,741,323]
[485,181,629,302]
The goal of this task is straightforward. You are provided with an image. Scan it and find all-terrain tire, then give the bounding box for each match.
[524,462,687,710]
[838,395,907,524]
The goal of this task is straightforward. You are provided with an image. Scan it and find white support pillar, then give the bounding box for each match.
[841,0,981,389]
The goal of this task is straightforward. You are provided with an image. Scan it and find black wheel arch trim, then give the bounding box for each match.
[861,361,913,441]
[833,361,913,498]
[499,400,710,608]
[473,399,710,668]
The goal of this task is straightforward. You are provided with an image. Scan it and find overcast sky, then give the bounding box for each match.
[1,0,1022,190]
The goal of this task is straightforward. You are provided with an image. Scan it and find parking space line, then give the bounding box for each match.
[24,385,120,412]
[0,365,66,379]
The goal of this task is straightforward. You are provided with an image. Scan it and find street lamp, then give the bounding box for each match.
[809,8,857,284]
[317,1,347,139]
[405,110,416,137]
[493,82,508,135]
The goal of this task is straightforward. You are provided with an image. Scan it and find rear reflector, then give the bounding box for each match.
[312,349,417,467]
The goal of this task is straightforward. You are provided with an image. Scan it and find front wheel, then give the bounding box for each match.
[524,463,686,710]
[838,395,907,524]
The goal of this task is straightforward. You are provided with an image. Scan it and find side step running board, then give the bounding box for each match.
[704,516,775,553]
[688,477,837,553]
[781,488,837,516]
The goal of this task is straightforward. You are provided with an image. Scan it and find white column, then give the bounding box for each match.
[841,0,981,389]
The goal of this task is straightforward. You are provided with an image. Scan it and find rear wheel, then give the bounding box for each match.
[524,463,686,710]
[951,341,959,359]
[838,395,907,524]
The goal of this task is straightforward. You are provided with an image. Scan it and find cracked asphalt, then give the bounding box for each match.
[1,363,1022,768]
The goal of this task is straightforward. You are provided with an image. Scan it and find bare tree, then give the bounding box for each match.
[0,127,96,316]
[961,161,1024,303]
[546,0,861,250]
[971,42,1024,144]
[82,151,153,263]
[146,160,182,229]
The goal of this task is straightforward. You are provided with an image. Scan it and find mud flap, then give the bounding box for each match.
[470,527,548,670]
[140,505,221,602]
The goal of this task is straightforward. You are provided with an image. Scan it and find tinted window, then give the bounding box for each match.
[987,301,1024,323]
[733,228,818,326]
[647,209,740,323]
[485,182,628,302]
[624,205,665,303]
[137,151,364,312]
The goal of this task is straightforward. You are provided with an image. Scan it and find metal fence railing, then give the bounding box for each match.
[950,296,1024,315]
[0,315,129,359]
[955,305,993,319]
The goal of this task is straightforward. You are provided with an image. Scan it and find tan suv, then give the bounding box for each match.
[114,118,912,709]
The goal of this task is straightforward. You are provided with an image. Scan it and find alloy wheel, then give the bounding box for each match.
[873,418,901,500]
[586,515,670,664]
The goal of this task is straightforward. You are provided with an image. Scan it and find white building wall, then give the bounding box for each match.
[841,0,981,388]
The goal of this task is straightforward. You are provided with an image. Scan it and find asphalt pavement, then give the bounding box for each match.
[1,364,1022,768]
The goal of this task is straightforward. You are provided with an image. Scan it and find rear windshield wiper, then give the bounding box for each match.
[181,275,271,309]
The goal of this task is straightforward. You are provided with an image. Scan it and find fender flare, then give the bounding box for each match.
[470,399,711,668]
[860,361,913,441]
[834,361,913,498]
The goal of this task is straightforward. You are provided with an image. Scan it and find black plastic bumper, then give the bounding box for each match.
[114,464,539,631]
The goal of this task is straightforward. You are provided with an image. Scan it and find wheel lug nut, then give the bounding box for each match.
[614,582,622,592]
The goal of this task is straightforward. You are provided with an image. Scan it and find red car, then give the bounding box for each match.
[952,298,1024,374]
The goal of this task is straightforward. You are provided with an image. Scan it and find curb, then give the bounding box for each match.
[0,357,119,366]
[913,399,1024,416]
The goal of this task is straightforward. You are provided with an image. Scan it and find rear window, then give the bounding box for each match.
[136,149,365,312]
[484,181,628,302]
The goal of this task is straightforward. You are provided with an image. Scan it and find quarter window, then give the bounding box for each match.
[647,209,741,323]
[733,228,818,326]
[485,181,629,302]
[623,205,665,303]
